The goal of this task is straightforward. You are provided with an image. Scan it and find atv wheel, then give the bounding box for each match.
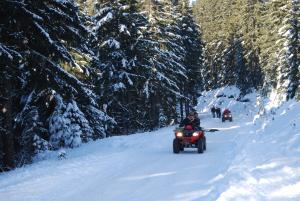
[203,136,207,151]
[230,118,233,122]
[222,118,225,122]
[173,139,181,154]
[197,139,204,154]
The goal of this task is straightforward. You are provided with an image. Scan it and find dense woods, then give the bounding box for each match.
[0,0,203,170]
[1,0,300,171]
[193,0,300,98]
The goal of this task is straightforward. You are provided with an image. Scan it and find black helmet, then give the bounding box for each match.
[188,112,195,117]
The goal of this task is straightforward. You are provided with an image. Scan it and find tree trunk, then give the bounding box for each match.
[185,100,189,116]
[150,93,159,130]
[2,78,15,170]
[179,98,184,121]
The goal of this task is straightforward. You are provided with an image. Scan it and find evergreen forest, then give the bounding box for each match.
[1,0,299,171]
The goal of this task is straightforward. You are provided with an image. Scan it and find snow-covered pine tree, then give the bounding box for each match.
[238,0,263,91]
[92,0,155,133]
[175,0,204,113]
[161,0,189,122]
[221,36,250,95]
[221,39,238,87]
[259,0,300,101]
[285,0,300,100]
[64,100,93,147]
[233,38,249,95]
[16,105,49,164]
[192,0,232,90]
[50,99,90,149]
[0,46,22,169]
[141,0,188,126]
[0,0,111,169]
[49,94,70,149]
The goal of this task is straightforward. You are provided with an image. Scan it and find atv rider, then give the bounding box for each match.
[223,108,231,116]
[179,112,201,130]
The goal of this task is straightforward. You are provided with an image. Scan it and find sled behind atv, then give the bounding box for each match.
[173,127,206,154]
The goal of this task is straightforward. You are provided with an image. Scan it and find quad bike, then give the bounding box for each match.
[173,125,206,154]
[222,112,233,122]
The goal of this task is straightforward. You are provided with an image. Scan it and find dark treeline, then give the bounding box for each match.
[0,0,203,170]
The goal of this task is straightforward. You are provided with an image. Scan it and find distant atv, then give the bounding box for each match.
[222,109,233,122]
[173,125,206,154]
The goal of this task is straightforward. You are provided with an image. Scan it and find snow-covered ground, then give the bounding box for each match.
[1,86,300,201]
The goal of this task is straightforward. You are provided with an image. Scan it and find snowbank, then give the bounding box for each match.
[217,99,300,200]
[196,85,258,118]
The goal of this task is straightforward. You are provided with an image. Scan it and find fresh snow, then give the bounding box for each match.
[1,86,300,201]
[119,24,130,36]
[101,38,120,49]
[94,12,113,31]
[34,22,54,44]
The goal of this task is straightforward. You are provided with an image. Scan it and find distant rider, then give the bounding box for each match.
[223,108,231,116]
[215,107,221,118]
[211,106,216,118]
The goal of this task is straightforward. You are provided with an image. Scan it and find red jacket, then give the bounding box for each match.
[223,109,231,114]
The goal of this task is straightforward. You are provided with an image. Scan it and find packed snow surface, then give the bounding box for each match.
[1,86,300,201]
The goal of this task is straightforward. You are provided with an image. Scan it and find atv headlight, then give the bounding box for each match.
[192,132,199,137]
[176,132,183,137]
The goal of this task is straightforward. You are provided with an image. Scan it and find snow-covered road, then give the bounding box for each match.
[0,112,256,201]
[1,86,300,201]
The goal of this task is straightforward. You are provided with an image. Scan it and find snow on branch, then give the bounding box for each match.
[28,50,98,106]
